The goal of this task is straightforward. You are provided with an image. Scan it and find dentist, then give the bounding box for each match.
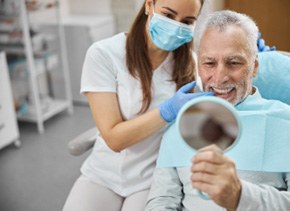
[63,0,211,211]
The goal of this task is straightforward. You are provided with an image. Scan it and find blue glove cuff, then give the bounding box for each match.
[159,102,175,123]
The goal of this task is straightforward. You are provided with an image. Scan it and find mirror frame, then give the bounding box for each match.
[176,96,242,152]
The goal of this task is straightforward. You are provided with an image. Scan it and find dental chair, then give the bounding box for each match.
[68,127,97,156]
[68,51,290,156]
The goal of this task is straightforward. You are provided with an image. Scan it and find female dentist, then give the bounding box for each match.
[63,0,211,211]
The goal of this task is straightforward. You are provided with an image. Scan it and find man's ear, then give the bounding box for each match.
[252,56,259,78]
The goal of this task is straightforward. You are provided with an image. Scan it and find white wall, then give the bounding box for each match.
[68,0,138,32]
[194,0,225,50]
[27,0,71,24]
[198,0,225,23]
[112,0,137,32]
[59,0,70,16]
[69,0,112,15]
[66,0,224,33]
[135,0,144,11]
[210,0,225,11]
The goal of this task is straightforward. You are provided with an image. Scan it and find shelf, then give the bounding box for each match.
[0,44,57,57]
[0,51,20,149]
[17,99,69,122]
[1,0,73,133]
[0,13,19,20]
[0,44,25,55]
[0,1,56,18]
[26,1,57,12]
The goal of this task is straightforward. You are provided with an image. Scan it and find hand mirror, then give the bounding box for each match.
[177,96,241,199]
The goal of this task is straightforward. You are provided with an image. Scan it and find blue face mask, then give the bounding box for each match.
[148,11,195,51]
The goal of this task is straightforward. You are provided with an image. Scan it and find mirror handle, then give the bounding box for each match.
[198,190,210,200]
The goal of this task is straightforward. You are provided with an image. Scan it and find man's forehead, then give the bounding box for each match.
[199,54,247,61]
[198,26,250,60]
[203,25,247,37]
[199,26,248,46]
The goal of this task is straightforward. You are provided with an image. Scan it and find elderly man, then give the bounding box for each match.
[145,10,290,211]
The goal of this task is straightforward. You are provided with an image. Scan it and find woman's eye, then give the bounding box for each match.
[162,12,174,19]
[182,20,194,25]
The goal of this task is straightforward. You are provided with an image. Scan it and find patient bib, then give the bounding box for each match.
[157,90,290,172]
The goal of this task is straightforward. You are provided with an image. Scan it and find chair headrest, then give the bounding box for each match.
[254,51,290,105]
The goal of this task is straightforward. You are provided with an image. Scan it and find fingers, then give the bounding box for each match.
[191,172,216,185]
[196,144,222,153]
[178,81,196,93]
[192,144,225,165]
[258,38,265,46]
[191,160,218,174]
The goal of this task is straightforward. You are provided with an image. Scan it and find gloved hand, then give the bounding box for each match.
[257,32,276,52]
[159,81,214,123]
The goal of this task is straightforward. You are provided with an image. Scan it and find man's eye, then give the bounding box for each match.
[204,62,215,67]
[228,61,243,67]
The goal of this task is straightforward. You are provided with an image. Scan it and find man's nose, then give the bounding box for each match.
[213,64,229,84]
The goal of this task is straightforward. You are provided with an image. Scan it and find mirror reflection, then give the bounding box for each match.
[179,101,239,151]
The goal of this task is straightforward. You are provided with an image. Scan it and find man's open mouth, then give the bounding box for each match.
[210,87,236,100]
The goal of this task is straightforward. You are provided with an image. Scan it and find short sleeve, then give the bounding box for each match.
[80,43,117,94]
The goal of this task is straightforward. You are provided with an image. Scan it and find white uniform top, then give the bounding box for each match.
[80,33,176,196]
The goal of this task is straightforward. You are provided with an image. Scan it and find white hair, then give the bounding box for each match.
[195,10,259,58]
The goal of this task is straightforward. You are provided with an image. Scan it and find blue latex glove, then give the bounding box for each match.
[257,32,276,52]
[159,81,214,123]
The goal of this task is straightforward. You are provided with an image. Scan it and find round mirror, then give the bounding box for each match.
[178,97,241,152]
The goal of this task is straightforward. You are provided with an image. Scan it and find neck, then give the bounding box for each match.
[234,86,255,107]
[150,50,169,70]
[148,43,169,70]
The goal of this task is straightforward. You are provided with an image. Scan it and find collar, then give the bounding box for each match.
[236,86,263,110]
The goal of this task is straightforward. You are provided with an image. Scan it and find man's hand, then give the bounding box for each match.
[191,145,241,211]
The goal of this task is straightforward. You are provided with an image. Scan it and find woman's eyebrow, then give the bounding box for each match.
[162,6,197,20]
[162,7,178,15]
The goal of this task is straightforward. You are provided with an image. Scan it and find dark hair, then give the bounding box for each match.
[126,0,204,113]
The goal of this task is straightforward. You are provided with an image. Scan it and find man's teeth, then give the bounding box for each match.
[212,87,233,94]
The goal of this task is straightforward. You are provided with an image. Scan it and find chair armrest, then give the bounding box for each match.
[68,127,98,156]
